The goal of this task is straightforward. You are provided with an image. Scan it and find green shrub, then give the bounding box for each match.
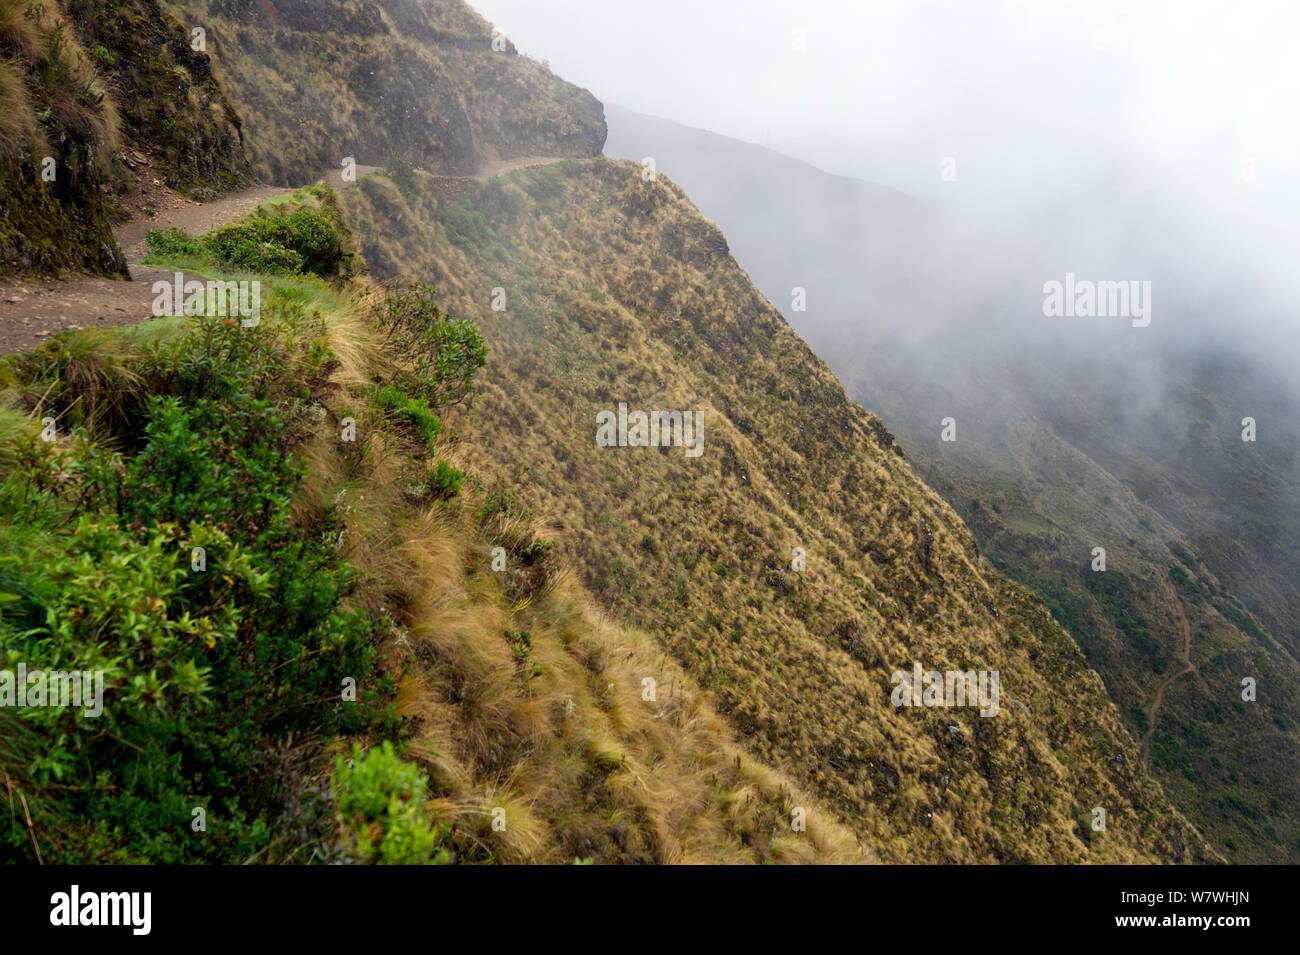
[428,459,462,499]
[437,201,491,252]
[0,302,389,864]
[384,154,419,203]
[286,207,345,275]
[201,207,346,277]
[504,629,531,662]
[202,216,303,274]
[375,284,486,409]
[332,742,449,865]
[145,228,205,258]
[376,382,442,448]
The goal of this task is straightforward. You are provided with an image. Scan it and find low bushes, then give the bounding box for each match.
[0,300,390,863]
[146,197,352,278]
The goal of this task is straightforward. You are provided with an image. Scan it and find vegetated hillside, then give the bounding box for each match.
[604,104,931,339]
[0,189,861,864]
[341,159,1217,862]
[163,0,606,185]
[0,0,125,276]
[844,335,1300,864]
[606,107,1300,862]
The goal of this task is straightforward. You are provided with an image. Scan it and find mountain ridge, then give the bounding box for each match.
[0,0,1233,864]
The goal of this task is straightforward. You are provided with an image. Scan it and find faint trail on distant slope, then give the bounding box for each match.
[470,156,563,179]
[1141,577,1198,766]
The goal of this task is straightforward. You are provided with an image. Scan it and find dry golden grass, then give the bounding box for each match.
[0,58,45,163]
[339,160,1220,863]
[0,0,117,159]
[295,281,864,863]
[0,0,41,60]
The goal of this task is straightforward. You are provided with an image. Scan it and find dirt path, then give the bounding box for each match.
[471,155,562,180]
[114,184,286,263]
[0,157,555,355]
[0,179,290,355]
[1141,579,1198,765]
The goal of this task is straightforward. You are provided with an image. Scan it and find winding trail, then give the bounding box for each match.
[0,157,559,355]
[0,181,290,356]
[1141,577,1198,766]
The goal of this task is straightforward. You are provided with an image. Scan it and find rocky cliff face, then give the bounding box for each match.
[2,0,252,278]
[0,0,126,277]
[66,0,252,197]
[165,0,607,184]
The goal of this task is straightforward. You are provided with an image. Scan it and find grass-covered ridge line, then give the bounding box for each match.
[0,188,863,864]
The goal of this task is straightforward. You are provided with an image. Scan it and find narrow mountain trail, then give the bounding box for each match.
[0,180,290,356]
[470,155,562,179]
[1141,578,1198,766]
[0,158,557,355]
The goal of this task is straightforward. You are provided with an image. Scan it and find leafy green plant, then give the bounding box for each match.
[0,298,388,864]
[375,382,441,448]
[504,629,531,663]
[427,459,462,499]
[331,742,449,865]
[374,284,486,409]
[200,207,347,277]
[145,228,204,259]
[384,154,419,202]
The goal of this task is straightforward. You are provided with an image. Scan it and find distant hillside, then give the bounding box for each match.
[605,103,930,351]
[605,105,1300,862]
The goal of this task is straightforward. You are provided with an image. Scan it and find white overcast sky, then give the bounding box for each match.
[467,0,1300,204]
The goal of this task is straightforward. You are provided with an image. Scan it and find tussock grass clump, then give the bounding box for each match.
[0,58,45,164]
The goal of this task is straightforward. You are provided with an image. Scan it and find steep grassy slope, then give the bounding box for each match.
[604,103,931,344]
[0,189,861,864]
[164,0,605,184]
[848,338,1300,863]
[607,108,1300,863]
[341,160,1217,863]
[0,0,125,277]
